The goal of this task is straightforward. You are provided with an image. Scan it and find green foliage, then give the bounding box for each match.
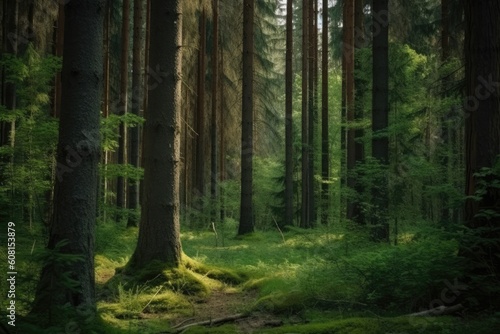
[0,44,61,224]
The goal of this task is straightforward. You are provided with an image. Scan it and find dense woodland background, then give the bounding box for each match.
[0,0,499,333]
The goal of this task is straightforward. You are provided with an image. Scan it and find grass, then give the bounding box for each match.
[1,220,499,333]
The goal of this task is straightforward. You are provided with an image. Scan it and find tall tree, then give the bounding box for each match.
[285,0,294,226]
[344,0,356,221]
[127,0,143,227]
[128,0,182,269]
[321,0,329,225]
[300,0,311,228]
[238,0,255,235]
[371,0,390,242]
[195,8,207,198]
[462,0,500,307]
[30,0,104,317]
[211,0,220,224]
[307,0,317,225]
[116,0,130,217]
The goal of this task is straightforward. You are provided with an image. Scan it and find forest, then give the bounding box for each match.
[0,0,499,333]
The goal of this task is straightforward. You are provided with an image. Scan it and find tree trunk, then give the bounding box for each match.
[127,0,143,227]
[210,0,219,225]
[129,0,183,269]
[462,0,500,308]
[53,3,64,119]
[195,9,207,199]
[238,0,255,235]
[300,0,310,229]
[285,0,294,227]
[344,0,356,221]
[116,0,130,219]
[371,0,389,242]
[30,0,104,320]
[321,0,329,225]
[307,0,317,226]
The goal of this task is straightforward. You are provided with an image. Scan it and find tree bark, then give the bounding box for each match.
[211,0,220,225]
[300,0,310,228]
[127,0,144,227]
[371,0,389,242]
[285,0,294,227]
[238,0,255,235]
[462,0,500,308]
[129,0,182,269]
[195,9,207,199]
[116,0,130,219]
[321,0,329,225]
[31,0,104,319]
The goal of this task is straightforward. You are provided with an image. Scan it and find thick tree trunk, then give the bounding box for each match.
[462,0,500,308]
[30,0,104,320]
[129,0,182,269]
[238,0,255,235]
[127,0,143,227]
[371,0,389,242]
[53,4,64,119]
[285,0,294,227]
[116,0,130,219]
[321,0,329,225]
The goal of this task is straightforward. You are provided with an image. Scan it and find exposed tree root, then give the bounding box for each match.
[159,313,248,333]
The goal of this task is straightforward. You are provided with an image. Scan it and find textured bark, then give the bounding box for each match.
[116,0,130,216]
[210,0,219,224]
[300,0,310,228]
[129,0,182,269]
[53,3,64,118]
[307,0,317,226]
[462,0,500,304]
[321,0,329,225]
[344,0,356,221]
[371,0,389,242]
[238,0,255,235]
[195,9,207,198]
[127,0,143,227]
[285,0,294,226]
[31,0,104,318]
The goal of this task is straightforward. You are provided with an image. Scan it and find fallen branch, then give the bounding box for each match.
[407,304,464,317]
[160,313,248,334]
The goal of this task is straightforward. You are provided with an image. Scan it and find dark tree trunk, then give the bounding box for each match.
[371,0,390,242]
[300,0,310,228]
[462,0,500,308]
[210,0,219,224]
[195,9,207,198]
[321,0,329,225]
[238,0,255,235]
[116,0,130,219]
[307,0,317,226]
[30,0,104,320]
[344,0,356,221]
[353,0,365,225]
[53,3,64,119]
[129,0,182,269]
[285,0,294,227]
[127,0,143,227]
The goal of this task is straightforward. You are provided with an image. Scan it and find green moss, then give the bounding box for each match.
[183,324,239,333]
[183,255,247,285]
[261,316,457,333]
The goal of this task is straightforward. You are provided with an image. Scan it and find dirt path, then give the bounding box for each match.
[170,288,285,333]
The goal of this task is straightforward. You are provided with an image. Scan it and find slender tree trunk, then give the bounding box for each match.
[53,4,64,119]
[195,9,207,199]
[307,0,317,226]
[285,0,294,227]
[219,43,226,223]
[127,0,143,227]
[210,0,219,225]
[344,0,356,221]
[129,0,182,269]
[30,0,104,320]
[300,0,310,228]
[371,0,389,242]
[238,0,255,235]
[321,0,329,225]
[353,0,365,225]
[116,0,130,219]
